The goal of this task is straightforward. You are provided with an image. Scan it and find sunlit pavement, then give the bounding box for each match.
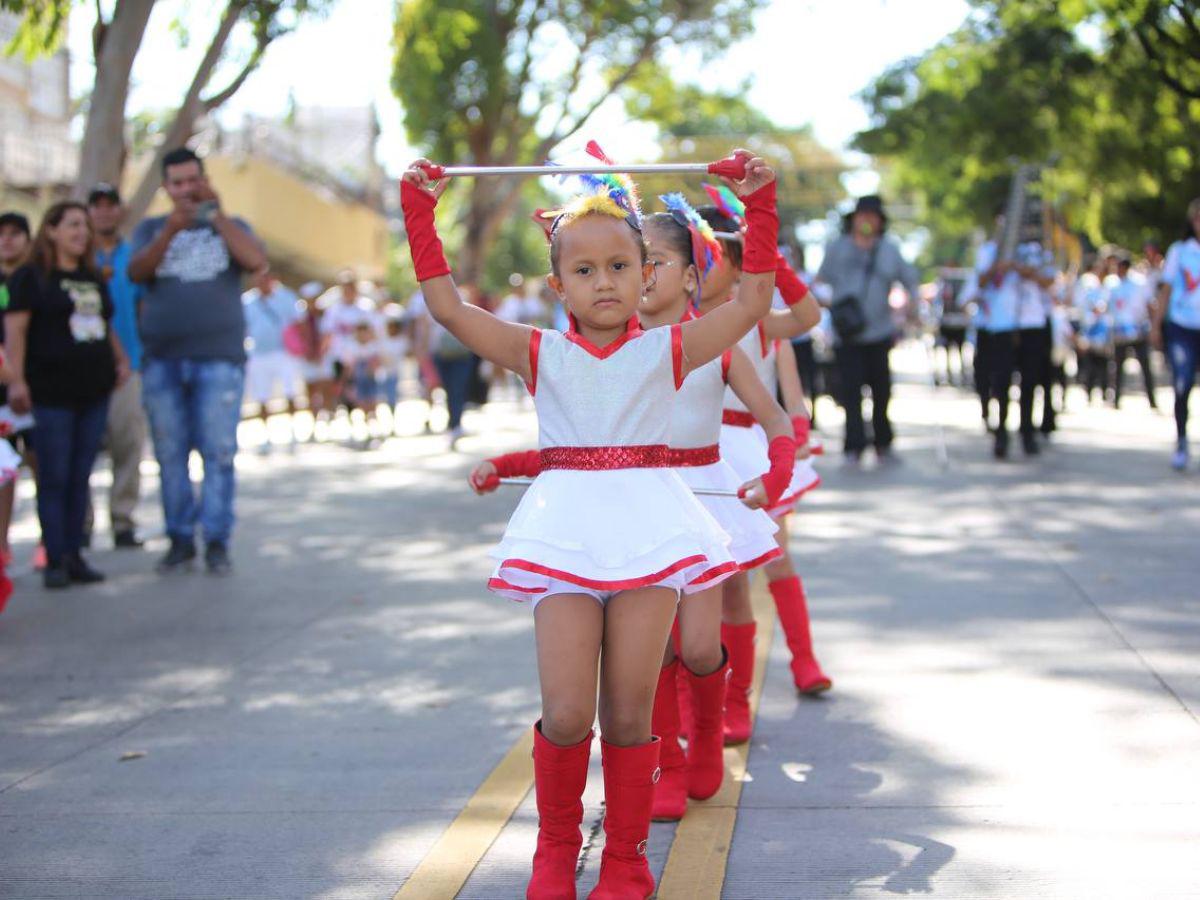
[1,345,1197,899]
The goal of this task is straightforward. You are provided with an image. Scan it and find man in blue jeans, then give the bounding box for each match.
[128,148,267,574]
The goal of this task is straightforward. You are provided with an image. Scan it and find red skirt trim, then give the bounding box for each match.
[738,546,784,572]
[497,554,709,591]
[667,444,721,467]
[687,560,740,586]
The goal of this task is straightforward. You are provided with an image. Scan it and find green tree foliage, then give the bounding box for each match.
[621,63,845,231]
[391,0,764,283]
[854,0,1200,265]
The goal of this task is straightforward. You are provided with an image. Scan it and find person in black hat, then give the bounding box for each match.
[816,195,919,464]
[87,183,148,548]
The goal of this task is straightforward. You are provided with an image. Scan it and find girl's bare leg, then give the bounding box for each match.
[534,593,604,745]
[721,570,754,625]
[598,587,677,746]
[676,585,724,675]
[762,516,796,582]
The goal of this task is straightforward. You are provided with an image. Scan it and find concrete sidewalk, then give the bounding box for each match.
[1,355,1197,899]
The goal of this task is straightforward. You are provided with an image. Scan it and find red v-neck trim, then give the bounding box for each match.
[565,314,643,359]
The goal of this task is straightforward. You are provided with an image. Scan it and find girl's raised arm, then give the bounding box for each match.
[680,153,778,374]
[401,161,533,383]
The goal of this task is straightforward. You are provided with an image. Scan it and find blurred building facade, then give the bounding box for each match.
[0,11,78,212]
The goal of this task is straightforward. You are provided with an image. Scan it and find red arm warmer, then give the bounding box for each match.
[472,450,543,493]
[759,435,797,507]
[740,181,780,274]
[775,253,810,306]
[791,415,811,446]
[400,179,451,282]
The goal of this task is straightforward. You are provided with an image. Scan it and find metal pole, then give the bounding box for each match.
[498,478,742,498]
[439,163,714,177]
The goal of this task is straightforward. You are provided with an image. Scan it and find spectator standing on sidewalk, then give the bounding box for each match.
[4,202,130,588]
[817,195,918,464]
[295,281,334,439]
[243,270,303,454]
[87,184,147,548]
[0,212,35,572]
[128,147,266,575]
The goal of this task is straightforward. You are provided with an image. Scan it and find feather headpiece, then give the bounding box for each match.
[537,140,642,233]
[659,192,723,281]
[701,183,746,225]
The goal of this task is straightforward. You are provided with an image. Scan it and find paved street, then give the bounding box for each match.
[2,346,1198,899]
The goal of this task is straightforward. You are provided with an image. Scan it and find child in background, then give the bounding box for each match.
[378,311,411,432]
[341,320,382,445]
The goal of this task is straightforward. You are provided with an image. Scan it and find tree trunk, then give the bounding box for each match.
[456,177,526,286]
[124,0,245,225]
[74,0,157,198]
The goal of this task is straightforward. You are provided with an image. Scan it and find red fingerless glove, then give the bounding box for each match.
[400,178,451,282]
[470,450,543,493]
[775,253,810,305]
[494,450,542,479]
[740,180,779,274]
[759,435,797,507]
[791,416,811,446]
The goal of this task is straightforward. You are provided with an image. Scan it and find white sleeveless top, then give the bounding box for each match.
[672,350,730,450]
[724,322,774,414]
[530,319,682,451]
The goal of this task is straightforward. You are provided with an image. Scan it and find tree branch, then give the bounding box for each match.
[538,34,659,158]
[203,39,267,110]
[1133,23,1200,98]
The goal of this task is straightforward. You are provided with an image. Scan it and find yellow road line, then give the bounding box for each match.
[657,580,776,900]
[392,727,534,900]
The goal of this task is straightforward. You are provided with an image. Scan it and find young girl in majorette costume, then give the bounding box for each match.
[402,149,779,900]
[636,192,800,821]
[696,188,833,748]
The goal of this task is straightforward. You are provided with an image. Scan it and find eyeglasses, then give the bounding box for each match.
[650,259,680,271]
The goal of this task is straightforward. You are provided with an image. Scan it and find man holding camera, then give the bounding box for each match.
[817,195,918,465]
[128,147,266,575]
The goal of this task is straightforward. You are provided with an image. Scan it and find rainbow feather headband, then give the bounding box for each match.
[538,140,642,232]
[659,192,722,280]
[702,183,746,226]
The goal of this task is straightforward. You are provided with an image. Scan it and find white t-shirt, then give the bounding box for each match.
[496,293,543,325]
[321,300,377,363]
[1161,237,1200,329]
[378,334,410,372]
[1108,273,1150,337]
[343,338,381,368]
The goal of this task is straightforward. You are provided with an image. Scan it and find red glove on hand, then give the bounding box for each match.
[474,449,543,493]
[400,177,451,282]
[740,181,779,274]
[792,416,811,446]
[759,435,797,507]
[775,253,810,306]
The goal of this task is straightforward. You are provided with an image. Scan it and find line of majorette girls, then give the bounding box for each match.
[401,143,832,900]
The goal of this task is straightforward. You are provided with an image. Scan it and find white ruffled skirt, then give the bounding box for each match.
[488,468,738,602]
[720,423,821,520]
[675,461,781,572]
[0,438,20,485]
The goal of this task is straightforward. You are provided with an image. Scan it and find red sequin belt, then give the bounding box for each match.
[667,444,721,467]
[539,445,670,470]
[722,409,756,428]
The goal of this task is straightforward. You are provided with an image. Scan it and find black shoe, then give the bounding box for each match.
[64,553,105,584]
[43,565,70,590]
[114,530,144,549]
[157,538,197,574]
[1021,432,1040,456]
[993,431,1009,460]
[205,541,232,576]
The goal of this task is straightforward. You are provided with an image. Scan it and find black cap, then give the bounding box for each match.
[0,211,31,236]
[87,183,121,205]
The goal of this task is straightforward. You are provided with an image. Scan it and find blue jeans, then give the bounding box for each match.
[142,358,244,545]
[1166,321,1200,440]
[33,399,110,565]
[433,355,473,431]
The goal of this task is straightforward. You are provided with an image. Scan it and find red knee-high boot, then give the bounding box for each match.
[650,661,688,821]
[588,738,660,900]
[528,722,593,900]
[685,651,729,800]
[721,622,756,745]
[769,575,832,695]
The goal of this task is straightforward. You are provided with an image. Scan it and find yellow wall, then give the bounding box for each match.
[145,154,389,283]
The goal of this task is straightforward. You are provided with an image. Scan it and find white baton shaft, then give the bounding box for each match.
[439,163,714,177]
[498,477,741,498]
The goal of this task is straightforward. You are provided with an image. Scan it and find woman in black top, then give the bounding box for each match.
[5,202,129,588]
